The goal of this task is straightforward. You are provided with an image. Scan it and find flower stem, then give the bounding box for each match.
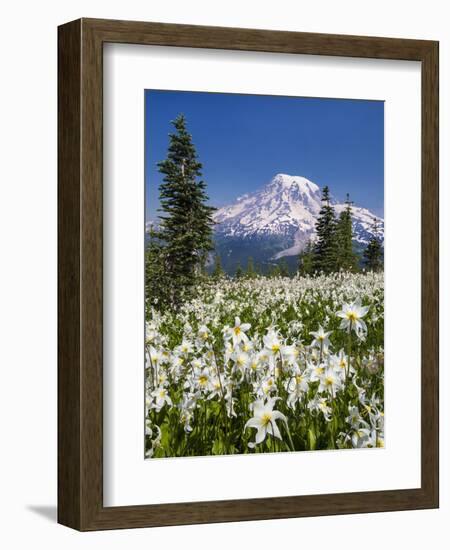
[285,423,296,452]
[347,321,353,380]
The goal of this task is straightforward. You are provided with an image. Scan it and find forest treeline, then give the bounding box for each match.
[146,115,383,311]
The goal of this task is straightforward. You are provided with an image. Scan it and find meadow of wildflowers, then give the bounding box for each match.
[145,271,384,458]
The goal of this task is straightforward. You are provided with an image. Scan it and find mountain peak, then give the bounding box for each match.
[268,173,320,194]
[213,173,384,260]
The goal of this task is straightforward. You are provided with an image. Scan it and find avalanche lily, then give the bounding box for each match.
[227,317,251,347]
[263,330,282,355]
[336,300,369,339]
[150,386,173,412]
[245,397,288,448]
[309,325,332,351]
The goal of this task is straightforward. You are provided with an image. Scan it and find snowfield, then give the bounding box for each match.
[214,173,384,259]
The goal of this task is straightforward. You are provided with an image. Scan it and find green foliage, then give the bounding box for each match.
[235,261,244,278]
[279,258,290,277]
[147,114,216,309]
[298,239,314,276]
[245,256,256,278]
[336,194,359,272]
[313,186,338,274]
[297,189,366,275]
[268,263,281,278]
[145,228,170,314]
[363,218,383,272]
[212,254,224,279]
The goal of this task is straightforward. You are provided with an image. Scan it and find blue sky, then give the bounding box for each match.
[145,90,384,220]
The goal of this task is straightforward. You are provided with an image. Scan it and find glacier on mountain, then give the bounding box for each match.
[213,173,383,260]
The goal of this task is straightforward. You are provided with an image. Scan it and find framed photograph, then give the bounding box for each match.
[58,18,439,531]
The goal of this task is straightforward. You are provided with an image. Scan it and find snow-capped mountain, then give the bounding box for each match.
[145,220,158,233]
[214,173,383,261]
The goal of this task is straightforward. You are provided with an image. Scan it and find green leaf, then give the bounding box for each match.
[308,428,317,450]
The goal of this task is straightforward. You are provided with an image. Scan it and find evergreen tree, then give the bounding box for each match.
[235,261,244,279]
[363,218,383,272]
[279,258,290,277]
[156,114,216,307]
[268,264,281,278]
[212,254,224,279]
[336,194,358,272]
[145,227,169,312]
[298,239,314,276]
[246,256,256,278]
[313,186,337,274]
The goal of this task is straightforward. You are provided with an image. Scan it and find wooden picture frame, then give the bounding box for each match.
[58,18,439,531]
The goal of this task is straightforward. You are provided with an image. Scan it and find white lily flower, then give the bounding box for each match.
[179,339,194,355]
[329,349,355,379]
[281,344,299,365]
[225,316,251,347]
[351,428,383,448]
[198,324,211,342]
[232,351,250,373]
[145,423,162,458]
[346,405,365,429]
[248,353,261,373]
[245,397,287,448]
[309,325,332,351]
[336,301,369,339]
[145,322,158,344]
[307,361,326,382]
[318,367,342,397]
[308,396,332,421]
[260,375,277,395]
[196,368,211,392]
[263,329,282,355]
[286,373,309,409]
[150,386,173,412]
[145,271,384,458]
[148,346,162,365]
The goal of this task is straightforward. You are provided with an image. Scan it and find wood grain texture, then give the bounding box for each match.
[58,18,439,531]
[57,19,82,530]
[420,41,439,506]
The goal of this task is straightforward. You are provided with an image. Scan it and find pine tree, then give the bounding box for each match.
[279,258,290,277]
[313,186,337,274]
[145,227,169,312]
[268,264,281,278]
[246,256,256,278]
[363,218,383,272]
[212,254,224,279]
[336,194,358,272]
[235,261,244,279]
[298,239,314,276]
[156,114,216,307]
